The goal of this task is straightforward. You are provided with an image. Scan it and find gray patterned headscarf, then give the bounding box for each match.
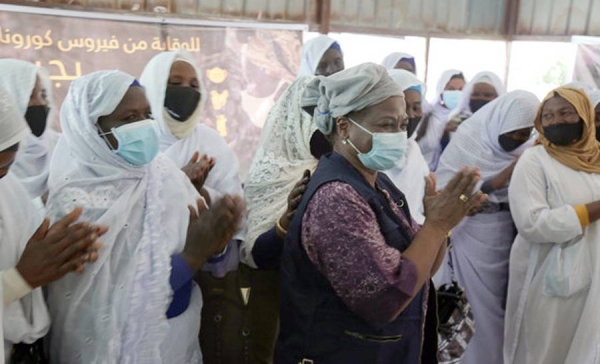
[301,63,404,135]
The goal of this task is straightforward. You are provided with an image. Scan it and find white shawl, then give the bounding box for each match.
[381,52,415,70]
[46,71,198,364]
[0,86,50,359]
[242,76,319,267]
[0,59,54,199]
[297,35,338,77]
[436,90,540,202]
[447,71,505,122]
[140,50,244,206]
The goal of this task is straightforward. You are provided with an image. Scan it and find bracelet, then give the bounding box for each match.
[275,219,288,237]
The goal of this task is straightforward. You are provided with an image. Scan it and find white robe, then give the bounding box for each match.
[505,145,600,364]
[1,173,50,362]
[436,91,540,364]
[46,71,202,364]
[384,138,428,225]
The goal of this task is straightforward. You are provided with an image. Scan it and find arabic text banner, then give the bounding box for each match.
[0,11,302,178]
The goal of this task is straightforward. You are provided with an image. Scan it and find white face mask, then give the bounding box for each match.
[100,119,160,166]
[442,90,462,109]
[345,117,408,171]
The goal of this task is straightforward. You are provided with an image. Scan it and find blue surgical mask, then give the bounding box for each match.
[100,119,160,166]
[442,90,462,110]
[346,118,408,171]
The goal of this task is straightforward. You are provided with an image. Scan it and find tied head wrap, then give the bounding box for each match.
[301,63,404,135]
[535,86,600,174]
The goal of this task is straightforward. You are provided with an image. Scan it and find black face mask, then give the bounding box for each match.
[543,121,584,146]
[407,117,421,139]
[25,105,49,137]
[469,99,489,114]
[498,134,524,152]
[164,86,201,122]
[309,130,332,159]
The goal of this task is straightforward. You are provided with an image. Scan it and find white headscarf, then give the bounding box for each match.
[0,86,50,355]
[387,68,426,96]
[0,59,54,199]
[140,50,243,202]
[242,76,318,267]
[385,69,429,224]
[587,90,600,107]
[298,35,340,76]
[381,52,415,71]
[46,71,199,364]
[302,63,403,135]
[436,90,540,203]
[447,71,505,121]
[565,81,597,95]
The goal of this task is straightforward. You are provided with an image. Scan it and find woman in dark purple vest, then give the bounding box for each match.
[274,63,487,364]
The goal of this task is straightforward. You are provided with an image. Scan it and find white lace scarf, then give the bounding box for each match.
[241,76,319,267]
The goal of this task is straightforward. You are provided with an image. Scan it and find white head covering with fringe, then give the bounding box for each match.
[242,76,318,267]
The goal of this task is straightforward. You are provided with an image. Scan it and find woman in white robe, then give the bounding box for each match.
[140,49,244,276]
[0,59,54,200]
[45,70,242,364]
[416,69,465,171]
[504,86,600,364]
[446,71,505,124]
[436,90,539,364]
[0,85,102,363]
[385,69,429,224]
[297,35,344,77]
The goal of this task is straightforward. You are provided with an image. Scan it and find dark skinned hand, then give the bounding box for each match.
[182,195,245,272]
[182,151,216,199]
[423,167,488,234]
[15,207,107,289]
[277,170,311,238]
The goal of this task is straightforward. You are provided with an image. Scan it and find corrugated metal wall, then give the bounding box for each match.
[24,0,310,22]
[516,0,600,36]
[11,0,600,38]
[328,0,506,37]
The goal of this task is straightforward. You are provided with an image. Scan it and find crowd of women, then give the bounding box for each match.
[2,32,600,364]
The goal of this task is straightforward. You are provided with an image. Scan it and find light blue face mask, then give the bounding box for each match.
[442,90,462,110]
[100,119,160,166]
[346,117,408,171]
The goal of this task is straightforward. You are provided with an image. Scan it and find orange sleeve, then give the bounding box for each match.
[574,204,590,228]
